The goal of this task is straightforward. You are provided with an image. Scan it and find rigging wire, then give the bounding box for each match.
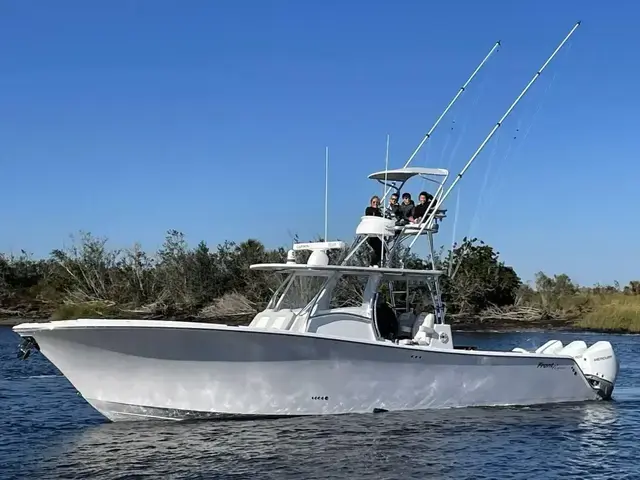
[441,77,490,259]
[478,66,561,217]
[477,40,573,218]
[447,184,462,277]
[417,67,493,269]
[420,67,491,194]
[448,40,574,279]
[467,125,505,236]
[444,63,492,174]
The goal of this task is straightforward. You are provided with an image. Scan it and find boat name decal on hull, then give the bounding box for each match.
[536,361,571,370]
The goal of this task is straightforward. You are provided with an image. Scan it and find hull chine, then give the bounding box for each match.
[86,399,302,422]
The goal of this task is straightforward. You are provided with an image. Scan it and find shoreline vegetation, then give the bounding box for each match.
[1,230,639,333]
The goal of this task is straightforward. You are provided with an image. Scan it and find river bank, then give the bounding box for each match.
[2,293,638,333]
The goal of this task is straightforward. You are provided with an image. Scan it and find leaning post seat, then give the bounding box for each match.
[396,209,448,235]
[356,216,396,237]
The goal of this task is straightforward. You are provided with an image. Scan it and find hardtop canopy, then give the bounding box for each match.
[368,167,449,183]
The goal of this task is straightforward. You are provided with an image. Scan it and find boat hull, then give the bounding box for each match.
[13,320,600,422]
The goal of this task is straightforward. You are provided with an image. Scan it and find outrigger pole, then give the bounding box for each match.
[402,40,502,170]
[411,21,581,248]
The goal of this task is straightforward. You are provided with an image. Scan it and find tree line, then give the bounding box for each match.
[0,230,638,330]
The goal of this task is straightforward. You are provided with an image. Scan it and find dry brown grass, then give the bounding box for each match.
[486,291,640,332]
[51,300,119,320]
[574,293,640,332]
[198,292,257,319]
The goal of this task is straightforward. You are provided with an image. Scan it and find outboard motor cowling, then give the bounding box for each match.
[535,339,564,355]
[578,341,619,400]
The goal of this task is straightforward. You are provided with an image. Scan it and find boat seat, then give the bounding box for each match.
[249,309,298,330]
[253,316,270,328]
[394,209,447,226]
[271,313,295,330]
[412,313,436,344]
[395,223,439,234]
[512,347,530,353]
[396,312,417,337]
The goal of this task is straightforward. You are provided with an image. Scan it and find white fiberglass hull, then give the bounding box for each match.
[14,319,604,422]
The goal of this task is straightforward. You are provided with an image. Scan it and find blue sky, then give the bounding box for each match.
[0,0,637,287]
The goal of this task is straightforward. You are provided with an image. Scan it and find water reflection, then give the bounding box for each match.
[17,401,636,479]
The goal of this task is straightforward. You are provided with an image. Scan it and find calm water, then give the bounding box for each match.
[1,327,639,479]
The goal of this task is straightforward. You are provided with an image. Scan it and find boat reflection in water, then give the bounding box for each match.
[24,402,626,479]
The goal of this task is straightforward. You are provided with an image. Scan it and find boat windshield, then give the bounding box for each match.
[264,268,438,317]
[267,272,370,311]
[271,274,327,310]
[329,275,368,309]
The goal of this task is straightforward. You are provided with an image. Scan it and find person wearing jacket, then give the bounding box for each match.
[411,191,435,224]
[384,192,401,221]
[398,192,415,225]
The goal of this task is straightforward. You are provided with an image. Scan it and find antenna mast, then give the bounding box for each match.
[381,134,390,266]
[324,146,329,241]
[383,134,390,197]
[413,21,581,246]
[403,40,501,169]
